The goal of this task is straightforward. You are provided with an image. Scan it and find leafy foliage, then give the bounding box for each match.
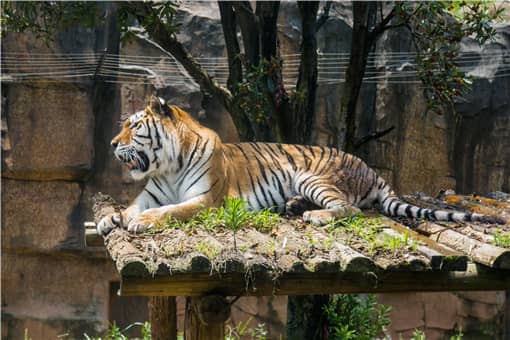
[233,58,283,137]
[1,1,181,44]
[324,294,391,340]
[1,1,99,41]
[395,1,505,113]
[117,2,180,43]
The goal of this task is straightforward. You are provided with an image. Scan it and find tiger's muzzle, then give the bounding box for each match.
[114,146,150,172]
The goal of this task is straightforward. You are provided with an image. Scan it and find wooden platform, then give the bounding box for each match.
[86,192,510,296]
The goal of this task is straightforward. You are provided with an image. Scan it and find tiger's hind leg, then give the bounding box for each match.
[297,182,360,225]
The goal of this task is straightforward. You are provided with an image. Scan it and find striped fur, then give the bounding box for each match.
[96,96,506,235]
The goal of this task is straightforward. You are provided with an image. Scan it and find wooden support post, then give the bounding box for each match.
[149,297,177,340]
[184,295,231,340]
[505,290,510,340]
[286,295,329,340]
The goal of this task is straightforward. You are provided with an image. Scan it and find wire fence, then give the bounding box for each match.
[1,50,509,88]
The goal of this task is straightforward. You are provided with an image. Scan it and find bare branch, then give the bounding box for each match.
[316,1,332,32]
[354,126,395,149]
[129,2,233,111]
[369,6,396,42]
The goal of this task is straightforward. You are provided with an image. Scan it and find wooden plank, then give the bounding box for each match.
[84,222,104,247]
[120,263,510,296]
[371,215,468,271]
[416,222,510,269]
[444,194,510,213]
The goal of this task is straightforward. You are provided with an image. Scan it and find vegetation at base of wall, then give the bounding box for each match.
[80,320,270,340]
[409,327,463,340]
[324,294,392,340]
[82,322,151,340]
[226,318,271,340]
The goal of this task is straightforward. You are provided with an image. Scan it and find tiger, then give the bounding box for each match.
[96,95,506,235]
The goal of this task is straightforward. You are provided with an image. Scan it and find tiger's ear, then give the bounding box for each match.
[148,95,164,115]
[148,95,176,121]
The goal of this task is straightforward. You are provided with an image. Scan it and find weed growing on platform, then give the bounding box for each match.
[326,214,419,256]
[493,229,510,248]
[160,197,281,233]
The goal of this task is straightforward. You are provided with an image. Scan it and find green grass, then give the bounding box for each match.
[194,239,220,259]
[154,197,281,250]
[493,229,510,248]
[156,197,281,234]
[326,214,419,256]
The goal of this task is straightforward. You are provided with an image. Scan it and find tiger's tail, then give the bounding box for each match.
[376,181,507,225]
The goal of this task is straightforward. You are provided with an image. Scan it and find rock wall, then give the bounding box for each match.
[1,4,122,338]
[1,2,508,339]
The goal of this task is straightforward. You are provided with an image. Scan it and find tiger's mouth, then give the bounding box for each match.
[124,151,149,172]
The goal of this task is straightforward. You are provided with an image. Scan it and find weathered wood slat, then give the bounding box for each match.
[375,215,468,270]
[444,194,510,212]
[416,222,510,269]
[120,263,510,296]
[84,223,104,247]
[331,241,378,272]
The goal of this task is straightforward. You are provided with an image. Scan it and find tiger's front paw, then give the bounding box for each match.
[127,209,160,233]
[303,209,338,226]
[97,213,122,236]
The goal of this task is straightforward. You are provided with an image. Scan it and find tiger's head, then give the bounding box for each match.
[111,95,183,180]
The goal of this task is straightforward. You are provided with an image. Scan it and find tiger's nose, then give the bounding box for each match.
[111,140,119,148]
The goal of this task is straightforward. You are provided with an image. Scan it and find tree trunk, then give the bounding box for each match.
[218,2,242,92]
[337,1,377,152]
[291,1,319,144]
[218,1,256,141]
[233,1,260,68]
[148,297,177,340]
[255,2,280,60]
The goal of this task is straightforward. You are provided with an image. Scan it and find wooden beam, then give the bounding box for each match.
[121,263,510,297]
[84,222,103,247]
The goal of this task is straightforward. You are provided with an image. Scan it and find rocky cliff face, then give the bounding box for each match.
[1,2,509,339]
[366,24,510,197]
